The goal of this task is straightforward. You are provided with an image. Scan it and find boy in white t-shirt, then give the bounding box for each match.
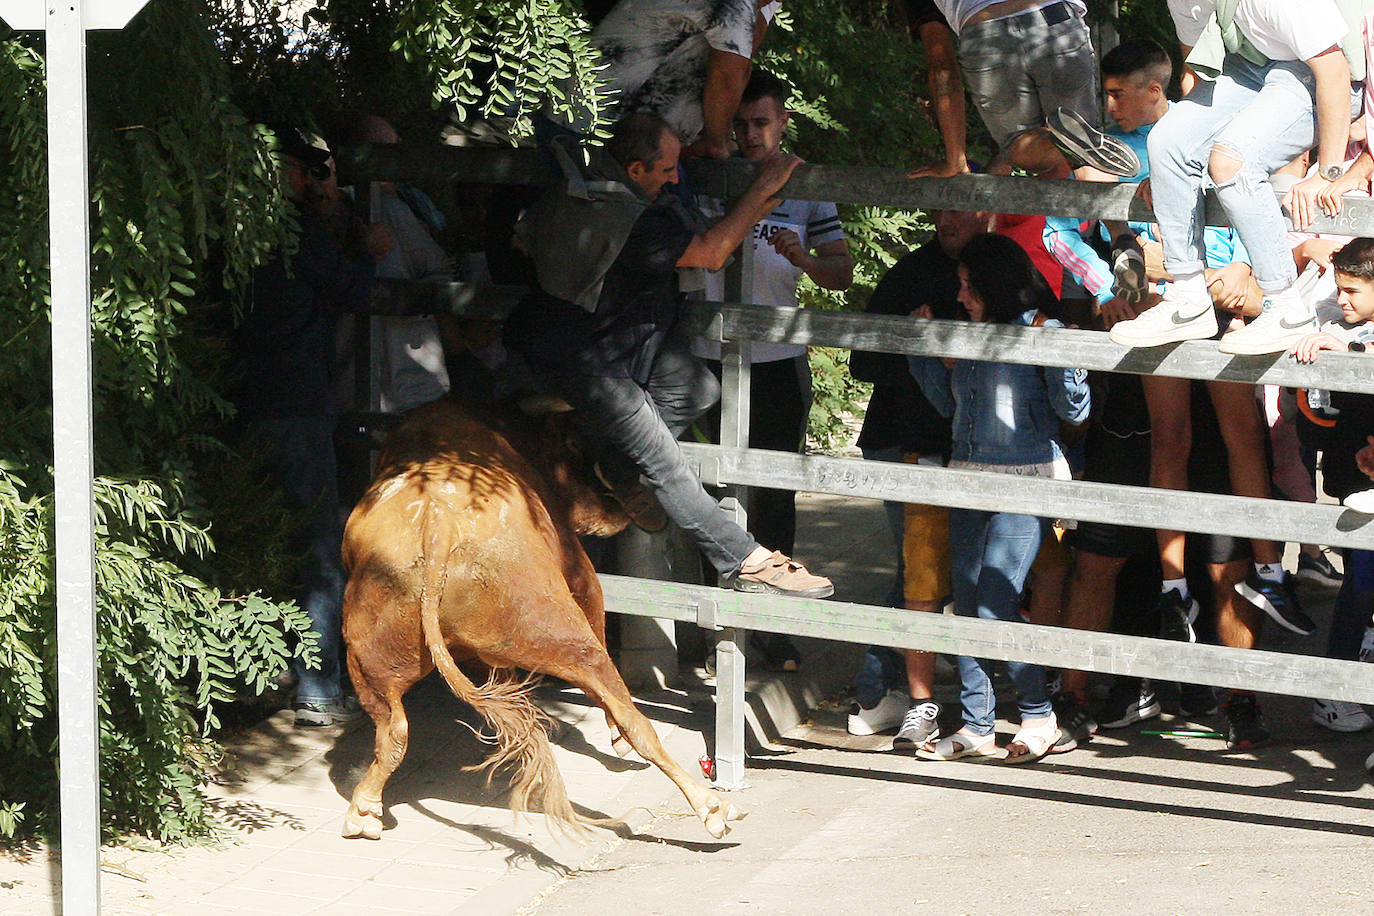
[695,70,853,669]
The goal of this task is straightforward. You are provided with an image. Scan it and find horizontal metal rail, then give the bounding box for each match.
[364,288,1374,395]
[682,443,1374,551]
[680,302,1374,396]
[599,576,1374,705]
[336,143,1374,236]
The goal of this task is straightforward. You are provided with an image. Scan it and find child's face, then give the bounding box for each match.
[957,266,986,322]
[1335,271,1374,323]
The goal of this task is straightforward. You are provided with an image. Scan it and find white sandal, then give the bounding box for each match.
[914,730,1000,761]
[1004,715,1062,765]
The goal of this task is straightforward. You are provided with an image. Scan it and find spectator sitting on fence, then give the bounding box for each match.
[1290,237,1374,733]
[1038,33,1314,664]
[692,69,853,670]
[545,0,779,161]
[504,110,834,599]
[846,206,991,743]
[1108,0,1353,356]
[904,0,1138,181]
[907,233,1090,763]
[227,123,391,727]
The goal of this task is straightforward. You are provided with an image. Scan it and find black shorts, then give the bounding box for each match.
[1072,412,1153,558]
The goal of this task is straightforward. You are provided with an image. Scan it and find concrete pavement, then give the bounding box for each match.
[2,492,1369,915]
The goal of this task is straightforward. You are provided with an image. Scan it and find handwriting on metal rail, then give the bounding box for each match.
[814,465,908,493]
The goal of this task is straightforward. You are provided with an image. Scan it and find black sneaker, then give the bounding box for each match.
[1111,234,1148,305]
[1046,107,1141,177]
[1234,571,1316,636]
[1098,678,1161,729]
[1178,682,1219,717]
[1223,693,1271,750]
[1157,589,1200,643]
[1053,691,1098,742]
[1296,551,1342,589]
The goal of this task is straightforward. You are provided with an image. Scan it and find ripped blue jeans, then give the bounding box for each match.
[1146,54,1316,292]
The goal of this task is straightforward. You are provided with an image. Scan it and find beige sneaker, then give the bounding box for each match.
[733,551,834,599]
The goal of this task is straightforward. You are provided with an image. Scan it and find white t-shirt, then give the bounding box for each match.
[934,0,1086,35]
[586,0,773,143]
[1167,0,1346,61]
[694,198,846,362]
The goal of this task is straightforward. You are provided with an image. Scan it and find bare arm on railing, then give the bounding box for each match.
[1283,46,1353,231]
[678,153,804,269]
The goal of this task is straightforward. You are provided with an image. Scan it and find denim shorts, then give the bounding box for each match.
[957,2,1099,147]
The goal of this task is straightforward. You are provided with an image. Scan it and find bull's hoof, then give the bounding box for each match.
[699,796,747,839]
[342,810,383,840]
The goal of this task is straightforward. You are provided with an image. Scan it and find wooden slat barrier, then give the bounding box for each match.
[341,143,1374,788]
[336,142,1374,235]
[680,443,1374,551]
[679,302,1374,395]
[599,576,1374,706]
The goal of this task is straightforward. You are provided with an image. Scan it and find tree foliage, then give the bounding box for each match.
[0,2,315,843]
[0,0,1156,844]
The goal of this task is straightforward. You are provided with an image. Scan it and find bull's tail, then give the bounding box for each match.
[416,501,592,837]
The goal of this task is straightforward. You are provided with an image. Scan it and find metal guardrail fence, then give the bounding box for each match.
[348,147,1374,790]
[598,575,1374,706]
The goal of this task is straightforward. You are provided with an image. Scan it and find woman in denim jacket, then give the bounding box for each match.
[908,233,1090,763]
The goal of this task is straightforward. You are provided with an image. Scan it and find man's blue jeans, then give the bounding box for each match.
[542,339,759,577]
[1148,55,1317,291]
[248,415,348,704]
[950,507,1052,735]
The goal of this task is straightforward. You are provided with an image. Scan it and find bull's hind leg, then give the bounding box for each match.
[342,648,419,839]
[546,648,746,839]
[560,545,633,758]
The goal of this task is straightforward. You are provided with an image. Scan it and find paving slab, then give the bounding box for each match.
[2,492,1364,915]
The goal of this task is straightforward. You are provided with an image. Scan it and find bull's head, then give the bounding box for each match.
[531,414,631,539]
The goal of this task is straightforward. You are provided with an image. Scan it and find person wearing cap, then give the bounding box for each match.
[227,123,391,727]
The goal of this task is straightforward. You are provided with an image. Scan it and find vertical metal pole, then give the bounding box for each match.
[712,234,754,790]
[47,0,102,911]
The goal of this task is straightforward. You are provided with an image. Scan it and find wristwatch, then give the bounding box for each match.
[1321,163,1344,181]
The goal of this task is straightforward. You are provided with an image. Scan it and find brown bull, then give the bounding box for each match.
[340,398,744,840]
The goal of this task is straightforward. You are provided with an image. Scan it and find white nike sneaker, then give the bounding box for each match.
[1108,288,1217,347]
[1345,488,1374,514]
[1217,298,1316,355]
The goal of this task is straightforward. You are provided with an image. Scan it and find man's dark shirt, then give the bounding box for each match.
[851,239,958,456]
[507,202,695,383]
[228,206,374,419]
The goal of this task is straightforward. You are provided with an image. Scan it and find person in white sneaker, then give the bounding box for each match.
[1110,0,1353,355]
[1291,238,1374,732]
[846,208,990,739]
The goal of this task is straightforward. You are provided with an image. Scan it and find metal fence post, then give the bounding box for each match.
[712,235,754,790]
[46,1,101,911]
